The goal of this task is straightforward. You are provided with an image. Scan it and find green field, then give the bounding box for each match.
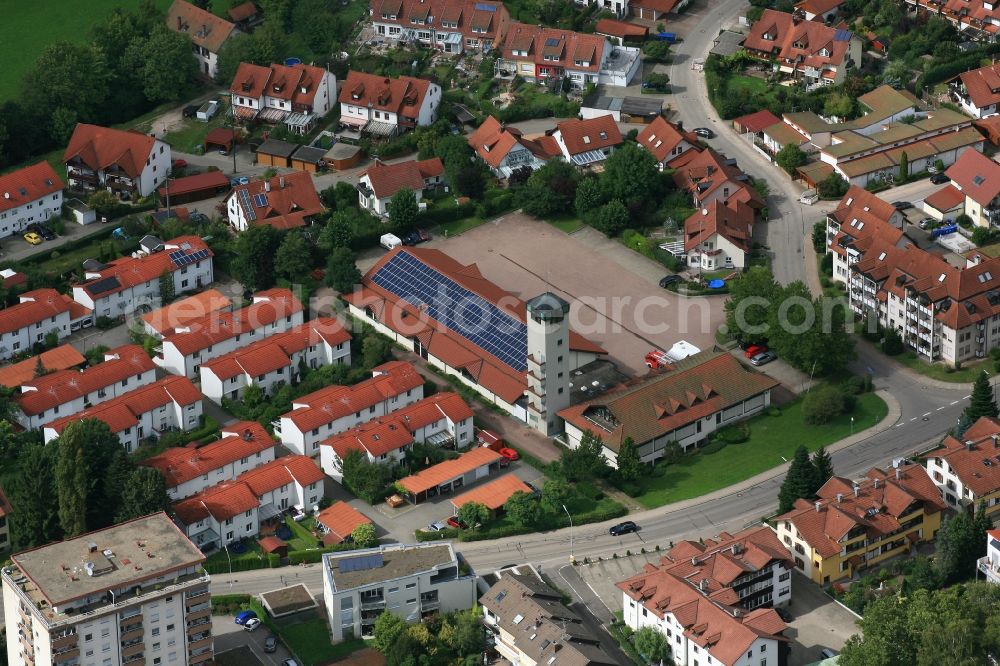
[727,75,769,96]
[0,0,172,102]
[634,390,889,508]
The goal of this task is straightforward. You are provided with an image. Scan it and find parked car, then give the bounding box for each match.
[235,610,258,625]
[172,158,188,169]
[609,521,638,536]
[930,172,950,184]
[659,274,682,288]
[498,447,520,461]
[693,127,714,138]
[402,230,421,246]
[416,228,432,242]
[775,607,793,623]
[197,100,220,122]
[182,105,199,119]
[750,351,776,366]
[744,344,767,359]
[820,649,838,659]
[264,635,278,653]
[23,232,42,245]
[35,223,56,240]
[918,217,935,230]
[426,521,448,532]
[244,618,262,632]
[893,200,913,210]
[446,517,468,529]
[283,660,300,666]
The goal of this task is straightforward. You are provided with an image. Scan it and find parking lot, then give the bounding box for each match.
[413,212,726,375]
[215,619,294,666]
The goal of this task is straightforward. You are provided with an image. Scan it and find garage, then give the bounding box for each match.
[157,171,231,205]
[255,138,298,168]
[396,448,503,504]
[324,142,363,170]
[203,127,239,154]
[289,145,328,173]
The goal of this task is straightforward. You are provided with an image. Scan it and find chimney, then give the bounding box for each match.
[853,484,860,497]
[873,478,879,489]
[993,434,999,448]
[677,120,683,131]
[264,181,271,192]
[836,493,843,503]
[895,468,901,480]
[815,501,822,512]
[243,429,252,441]
[706,165,714,176]
[279,176,285,189]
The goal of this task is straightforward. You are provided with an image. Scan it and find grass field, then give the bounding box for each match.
[633,390,889,508]
[893,350,994,383]
[277,619,369,666]
[0,0,172,102]
[727,75,769,96]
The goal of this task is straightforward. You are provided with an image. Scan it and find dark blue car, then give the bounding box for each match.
[235,610,258,625]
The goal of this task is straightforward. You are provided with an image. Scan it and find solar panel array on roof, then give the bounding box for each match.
[171,249,210,268]
[338,552,384,572]
[371,251,528,372]
[87,276,122,296]
[833,29,853,41]
[253,193,268,208]
[238,189,257,222]
[474,2,497,10]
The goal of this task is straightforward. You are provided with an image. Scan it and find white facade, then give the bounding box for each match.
[339,82,441,133]
[0,294,73,362]
[686,232,748,271]
[167,444,277,501]
[525,294,571,436]
[357,170,443,217]
[977,530,1000,584]
[231,68,336,118]
[322,543,477,641]
[0,191,62,239]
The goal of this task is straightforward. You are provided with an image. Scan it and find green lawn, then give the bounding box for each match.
[893,351,995,383]
[204,543,267,570]
[284,516,322,552]
[548,217,585,234]
[633,390,889,508]
[162,99,232,154]
[727,75,769,96]
[0,0,172,102]
[278,619,368,666]
[437,216,487,237]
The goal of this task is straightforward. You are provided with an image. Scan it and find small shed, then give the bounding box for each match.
[290,145,328,173]
[258,536,288,558]
[452,104,477,125]
[259,583,318,618]
[595,18,648,42]
[204,127,239,154]
[255,139,299,168]
[157,171,231,204]
[324,142,363,170]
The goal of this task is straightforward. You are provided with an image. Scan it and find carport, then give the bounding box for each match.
[255,138,299,168]
[397,447,503,504]
[204,127,238,153]
[157,171,231,204]
[449,474,532,517]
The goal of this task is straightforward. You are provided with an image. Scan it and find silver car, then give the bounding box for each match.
[750,351,776,366]
[426,521,448,532]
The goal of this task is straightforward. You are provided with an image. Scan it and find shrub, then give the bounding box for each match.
[715,423,750,443]
[802,384,850,425]
[845,375,867,395]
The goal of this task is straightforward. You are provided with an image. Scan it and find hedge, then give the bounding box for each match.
[414,527,461,542]
[203,552,280,574]
[457,502,628,542]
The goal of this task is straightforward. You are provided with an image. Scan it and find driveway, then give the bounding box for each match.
[784,571,858,664]
[414,212,726,375]
[215,618,295,666]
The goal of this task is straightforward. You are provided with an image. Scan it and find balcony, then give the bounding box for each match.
[66,168,98,184]
[50,632,77,651]
[188,635,212,651]
[121,642,145,659]
[186,601,210,615]
[360,598,386,610]
[189,651,213,665]
[120,627,144,643]
[978,557,1000,584]
[186,608,212,624]
[53,648,80,664]
[122,655,145,666]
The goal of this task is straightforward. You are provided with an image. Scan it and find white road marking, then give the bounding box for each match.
[937,406,946,411]
[951,400,960,406]
[922,412,932,418]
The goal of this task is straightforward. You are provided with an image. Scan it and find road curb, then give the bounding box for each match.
[856,337,977,391]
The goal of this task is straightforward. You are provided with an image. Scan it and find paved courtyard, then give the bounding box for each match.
[408,212,727,376]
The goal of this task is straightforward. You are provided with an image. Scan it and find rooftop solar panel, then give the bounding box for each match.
[833,29,852,41]
[474,2,497,10]
[339,553,384,572]
[238,190,257,222]
[87,276,122,296]
[370,252,528,372]
[253,193,269,208]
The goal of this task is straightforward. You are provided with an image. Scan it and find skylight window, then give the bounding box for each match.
[975,175,986,186]
[878,251,886,260]
[939,273,947,282]
[582,136,591,144]
[513,614,524,624]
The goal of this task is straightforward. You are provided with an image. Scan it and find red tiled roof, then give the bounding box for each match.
[284,361,424,432]
[0,162,62,215]
[672,148,765,209]
[157,171,230,199]
[230,62,330,107]
[228,0,258,21]
[227,171,324,230]
[142,289,232,336]
[595,18,648,39]
[629,0,679,12]
[161,288,303,356]
[64,124,156,179]
[398,447,503,495]
[316,501,372,542]
[684,200,754,253]
[371,0,510,44]
[930,417,1000,497]
[258,535,286,553]
[558,352,779,451]
[555,115,623,156]
[945,149,1000,207]
[637,116,701,165]
[360,158,444,199]
[166,0,236,53]
[958,62,1000,111]
[45,376,201,436]
[241,454,325,496]
[449,473,532,510]
[79,236,212,299]
[141,421,275,489]
[0,344,85,388]
[0,289,74,336]
[501,23,607,73]
[923,184,966,213]
[743,9,853,73]
[467,116,524,169]
[775,463,946,558]
[794,0,843,15]
[339,71,433,118]
[17,345,154,417]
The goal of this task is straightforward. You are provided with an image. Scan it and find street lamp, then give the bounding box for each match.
[562,504,574,564]
[223,542,233,588]
[851,416,855,436]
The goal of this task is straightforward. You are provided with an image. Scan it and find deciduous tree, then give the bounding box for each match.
[593,199,630,237]
[540,478,572,515]
[775,143,807,176]
[724,266,778,344]
[457,501,490,529]
[274,229,313,282]
[372,611,408,653]
[634,626,671,664]
[324,246,362,293]
[231,224,280,291]
[504,491,541,527]
[602,143,660,205]
[388,188,418,231]
[616,436,643,484]
[115,468,170,522]
[350,522,378,548]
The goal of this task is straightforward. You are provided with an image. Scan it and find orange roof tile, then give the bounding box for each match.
[930,417,1000,497]
[0,162,62,215]
[227,171,324,231]
[467,116,524,169]
[684,200,754,253]
[240,454,325,496]
[0,289,74,336]
[0,344,85,388]
[398,447,503,495]
[316,501,372,542]
[945,149,1000,207]
[556,115,623,156]
[923,184,966,213]
[360,158,444,200]
[958,61,1000,111]
[743,9,853,73]
[449,474,532,511]
[64,124,156,180]
[339,71,433,119]
[79,236,212,299]
[142,289,232,335]
[637,116,701,165]
[166,0,236,53]
[141,421,275,489]
[501,23,606,73]
[732,110,783,134]
[595,18,648,38]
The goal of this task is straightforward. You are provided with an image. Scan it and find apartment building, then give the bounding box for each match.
[200,317,351,403]
[0,289,88,362]
[977,528,1000,584]
[826,187,1000,363]
[43,376,204,453]
[72,236,214,319]
[225,171,325,232]
[617,529,790,666]
[2,513,213,666]
[338,71,441,137]
[481,568,618,666]
[357,158,444,216]
[173,455,325,551]
[774,463,946,584]
[319,392,474,482]
[467,116,555,179]
[369,0,511,54]
[154,288,304,378]
[322,542,476,641]
[167,0,238,78]
[15,344,156,430]
[64,124,171,199]
[925,415,1000,521]
[142,421,277,499]
[552,115,623,169]
[496,23,641,88]
[229,62,336,133]
[0,162,63,239]
[559,351,779,466]
[742,10,861,86]
[276,360,425,458]
[636,116,702,170]
[943,149,1000,228]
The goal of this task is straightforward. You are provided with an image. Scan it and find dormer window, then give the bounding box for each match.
[819,48,830,56]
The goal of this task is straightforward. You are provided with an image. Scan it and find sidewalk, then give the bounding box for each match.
[854,336,976,391]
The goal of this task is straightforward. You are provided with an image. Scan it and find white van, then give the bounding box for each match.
[380,233,402,250]
[799,189,819,205]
